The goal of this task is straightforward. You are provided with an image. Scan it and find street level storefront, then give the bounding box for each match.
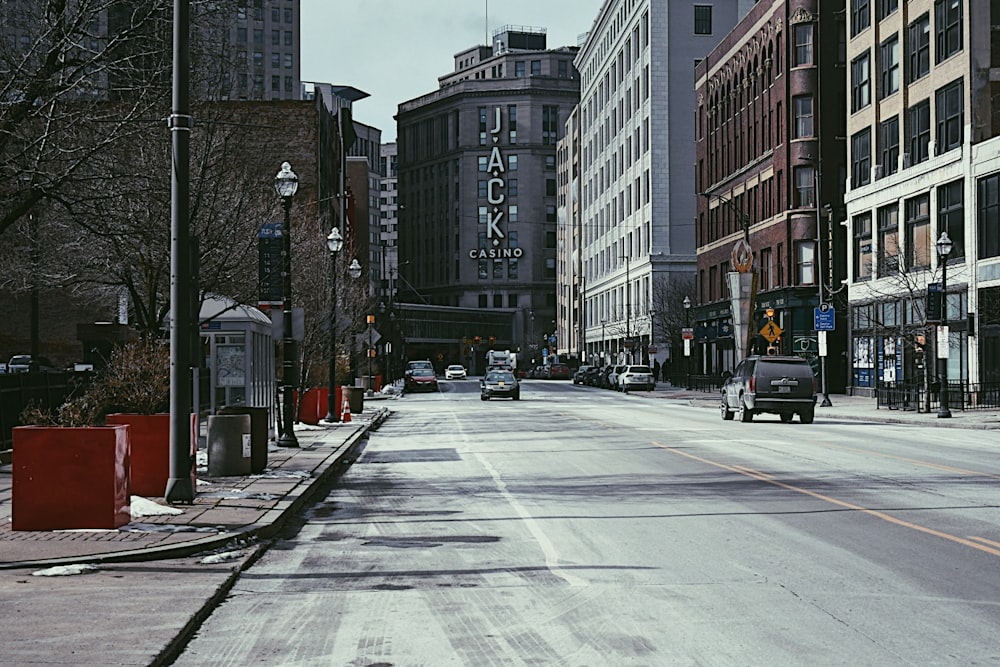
[848,295,968,397]
[692,286,846,391]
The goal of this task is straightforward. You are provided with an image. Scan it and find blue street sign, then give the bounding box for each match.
[814,304,835,331]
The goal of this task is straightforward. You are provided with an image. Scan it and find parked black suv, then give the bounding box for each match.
[720,355,817,423]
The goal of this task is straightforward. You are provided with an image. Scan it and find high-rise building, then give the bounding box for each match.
[395,26,581,368]
[844,0,1000,394]
[694,0,848,388]
[575,0,754,370]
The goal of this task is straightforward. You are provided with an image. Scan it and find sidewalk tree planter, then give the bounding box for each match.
[18,338,193,499]
[105,413,198,497]
[12,424,131,530]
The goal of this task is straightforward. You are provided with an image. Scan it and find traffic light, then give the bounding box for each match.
[474,336,481,345]
[489,335,496,345]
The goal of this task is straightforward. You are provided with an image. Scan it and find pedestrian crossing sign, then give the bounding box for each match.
[760,321,783,343]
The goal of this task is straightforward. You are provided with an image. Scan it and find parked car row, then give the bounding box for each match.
[523,363,572,380]
[572,363,657,392]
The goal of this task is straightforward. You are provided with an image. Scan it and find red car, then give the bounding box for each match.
[547,363,572,380]
[404,368,439,393]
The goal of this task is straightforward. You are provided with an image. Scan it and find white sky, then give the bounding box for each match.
[300,0,605,142]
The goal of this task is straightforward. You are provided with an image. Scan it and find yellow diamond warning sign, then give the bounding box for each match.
[760,321,783,343]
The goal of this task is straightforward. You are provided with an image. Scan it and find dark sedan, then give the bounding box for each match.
[404,368,439,393]
[480,370,520,400]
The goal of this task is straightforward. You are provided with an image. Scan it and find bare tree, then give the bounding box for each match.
[0,0,175,237]
[651,273,696,368]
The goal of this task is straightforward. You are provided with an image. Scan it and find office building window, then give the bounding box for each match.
[271,53,280,68]
[531,60,541,75]
[794,24,813,66]
[542,105,559,145]
[907,14,930,82]
[283,53,292,69]
[851,127,872,187]
[878,205,899,275]
[877,0,898,20]
[935,0,963,63]
[879,34,899,98]
[978,174,1000,259]
[479,107,488,146]
[271,75,279,91]
[851,51,871,112]
[935,78,963,155]
[938,180,964,259]
[796,240,816,285]
[515,61,525,77]
[878,115,899,178]
[906,99,930,165]
[854,212,873,280]
[794,165,815,207]
[694,5,712,34]
[906,194,931,269]
[851,0,871,37]
[793,95,814,138]
[508,105,517,144]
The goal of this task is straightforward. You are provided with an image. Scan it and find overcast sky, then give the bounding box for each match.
[300,0,605,142]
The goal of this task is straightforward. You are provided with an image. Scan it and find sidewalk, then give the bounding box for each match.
[0,404,391,570]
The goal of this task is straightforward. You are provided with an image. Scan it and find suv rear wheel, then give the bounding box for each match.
[799,408,814,424]
[738,396,753,422]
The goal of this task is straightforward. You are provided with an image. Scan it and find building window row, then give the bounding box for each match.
[851,77,962,186]
[851,180,963,281]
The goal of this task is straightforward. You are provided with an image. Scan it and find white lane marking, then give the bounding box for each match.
[472,451,588,588]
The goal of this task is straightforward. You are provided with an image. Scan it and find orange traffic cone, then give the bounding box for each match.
[340,389,352,423]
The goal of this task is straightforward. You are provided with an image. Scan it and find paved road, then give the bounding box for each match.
[172,380,1000,665]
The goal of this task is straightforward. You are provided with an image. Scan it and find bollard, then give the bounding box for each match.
[207,414,252,476]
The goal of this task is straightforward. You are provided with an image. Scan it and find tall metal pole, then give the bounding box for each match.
[165,0,194,503]
[813,162,832,407]
[278,191,299,447]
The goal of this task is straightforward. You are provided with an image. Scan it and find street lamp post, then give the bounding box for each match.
[366,314,375,396]
[275,162,299,447]
[324,227,344,423]
[683,296,692,390]
[936,232,953,418]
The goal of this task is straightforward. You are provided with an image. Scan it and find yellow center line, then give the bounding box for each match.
[819,442,1000,480]
[653,440,1000,559]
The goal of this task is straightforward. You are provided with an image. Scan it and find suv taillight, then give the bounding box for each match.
[749,375,755,392]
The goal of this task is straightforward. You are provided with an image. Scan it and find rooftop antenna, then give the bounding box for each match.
[485,0,488,45]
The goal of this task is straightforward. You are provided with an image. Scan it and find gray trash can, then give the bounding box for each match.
[207,414,251,476]
[218,406,269,473]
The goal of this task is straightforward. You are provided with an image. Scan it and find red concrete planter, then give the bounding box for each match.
[105,413,197,498]
[12,425,131,530]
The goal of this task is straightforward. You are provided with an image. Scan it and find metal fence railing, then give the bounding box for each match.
[876,381,1000,412]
